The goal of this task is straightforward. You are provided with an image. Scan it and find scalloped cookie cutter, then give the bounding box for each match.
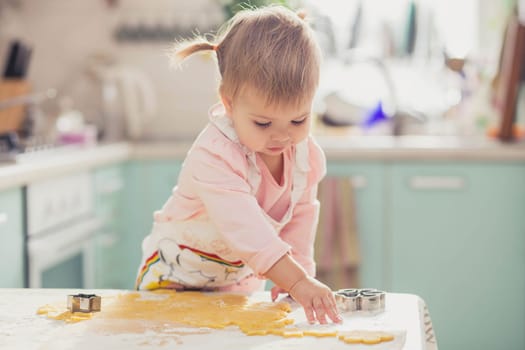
[334,288,386,313]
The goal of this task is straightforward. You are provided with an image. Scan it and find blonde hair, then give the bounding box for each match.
[172,5,321,107]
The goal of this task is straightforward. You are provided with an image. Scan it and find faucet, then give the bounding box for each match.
[341,49,427,135]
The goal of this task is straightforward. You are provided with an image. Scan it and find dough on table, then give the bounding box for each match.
[37,290,395,345]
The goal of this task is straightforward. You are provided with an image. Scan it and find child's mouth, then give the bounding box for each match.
[267,146,285,153]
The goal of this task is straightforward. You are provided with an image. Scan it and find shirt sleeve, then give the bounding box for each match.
[279,138,327,276]
[188,136,291,276]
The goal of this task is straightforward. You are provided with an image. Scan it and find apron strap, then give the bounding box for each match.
[279,138,309,224]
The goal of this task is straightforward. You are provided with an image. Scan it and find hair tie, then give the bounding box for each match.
[296,9,307,20]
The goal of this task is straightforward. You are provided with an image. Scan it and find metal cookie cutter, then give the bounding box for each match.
[334,288,386,313]
[67,293,101,313]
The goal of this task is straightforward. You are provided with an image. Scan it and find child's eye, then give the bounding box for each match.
[292,116,308,125]
[254,121,271,128]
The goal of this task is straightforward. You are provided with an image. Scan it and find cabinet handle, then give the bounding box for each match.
[350,175,368,189]
[0,212,7,225]
[96,180,124,195]
[409,176,465,190]
[96,232,118,247]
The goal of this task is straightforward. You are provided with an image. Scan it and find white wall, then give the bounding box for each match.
[0,0,224,141]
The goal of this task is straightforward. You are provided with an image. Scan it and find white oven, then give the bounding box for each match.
[26,172,101,288]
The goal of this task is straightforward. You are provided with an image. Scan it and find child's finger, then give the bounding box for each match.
[312,297,328,324]
[323,296,343,323]
[271,287,279,301]
[303,304,316,324]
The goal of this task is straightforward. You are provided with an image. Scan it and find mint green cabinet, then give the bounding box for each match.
[387,163,525,350]
[93,164,126,289]
[0,188,24,288]
[121,160,182,289]
[326,162,386,290]
[146,161,184,214]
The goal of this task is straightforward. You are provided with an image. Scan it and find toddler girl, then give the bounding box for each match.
[136,5,341,325]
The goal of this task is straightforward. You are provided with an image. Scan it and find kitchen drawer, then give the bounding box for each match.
[0,188,25,287]
[94,164,125,222]
[94,164,125,198]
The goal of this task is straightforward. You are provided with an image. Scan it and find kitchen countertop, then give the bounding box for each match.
[315,135,525,161]
[132,135,525,161]
[0,142,131,191]
[1,135,525,191]
[0,288,431,350]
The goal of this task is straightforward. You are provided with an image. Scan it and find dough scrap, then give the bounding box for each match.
[303,329,338,337]
[338,330,395,344]
[36,304,94,323]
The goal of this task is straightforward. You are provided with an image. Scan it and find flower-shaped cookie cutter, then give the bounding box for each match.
[67,293,101,313]
[334,288,386,313]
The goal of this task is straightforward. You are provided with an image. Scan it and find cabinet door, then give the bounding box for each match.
[326,162,385,290]
[145,160,184,214]
[388,163,525,350]
[121,160,182,289]
[93,164,126,289]
[0,188,24,288]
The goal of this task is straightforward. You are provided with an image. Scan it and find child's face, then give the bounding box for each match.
[222,87,312,157]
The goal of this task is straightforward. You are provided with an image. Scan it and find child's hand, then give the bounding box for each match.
[263,254,342,324]
[288,276,342,325]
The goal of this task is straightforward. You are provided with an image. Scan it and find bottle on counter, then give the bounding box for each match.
[55,97,97,145]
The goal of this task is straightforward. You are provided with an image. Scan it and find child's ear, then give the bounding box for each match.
[219,89,234,116]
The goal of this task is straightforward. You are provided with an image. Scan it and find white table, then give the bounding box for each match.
[0,289,436,350]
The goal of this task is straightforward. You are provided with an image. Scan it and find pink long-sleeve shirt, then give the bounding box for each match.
[153,115,326,277]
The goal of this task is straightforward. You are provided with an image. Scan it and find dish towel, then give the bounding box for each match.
[315,177,361,290]
[419,297,439,349]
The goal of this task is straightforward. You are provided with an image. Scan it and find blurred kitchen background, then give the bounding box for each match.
[1,1,525,349]
[0,0,522,145]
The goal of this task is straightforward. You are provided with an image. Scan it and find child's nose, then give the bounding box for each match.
[272,129,291,142]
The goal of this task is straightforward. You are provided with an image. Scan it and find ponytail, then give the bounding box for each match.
[170,39,217,66]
